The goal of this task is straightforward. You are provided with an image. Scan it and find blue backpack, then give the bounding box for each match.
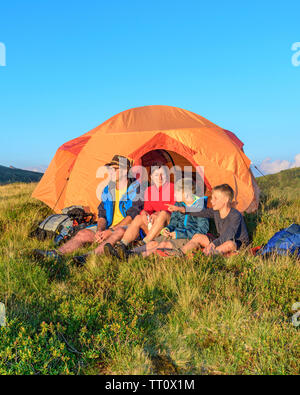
[258,224,300,258]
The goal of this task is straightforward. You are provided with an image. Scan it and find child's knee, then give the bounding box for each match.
[192,234,202,242]
[226,240,237,251]
[192,233,209,246]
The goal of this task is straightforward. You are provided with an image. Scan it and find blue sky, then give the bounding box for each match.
[0,0,299,173]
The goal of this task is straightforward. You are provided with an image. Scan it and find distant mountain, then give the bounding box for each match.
[0,165,44,185]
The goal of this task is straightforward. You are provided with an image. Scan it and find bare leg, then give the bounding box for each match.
[94,227,126,255]
[145,211,171,241]
[215,240,237,254]
[142,240,174,257]
[141,240,160,257]
[181,234,210,255]
[121,215,148,245]
[58,229,95,254]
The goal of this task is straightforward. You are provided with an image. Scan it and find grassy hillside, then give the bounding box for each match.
[0,165,43,185]
[0,170,299,375]
[258,167,300,196]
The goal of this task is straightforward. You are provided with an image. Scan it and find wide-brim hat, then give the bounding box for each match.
[105,155,131,169]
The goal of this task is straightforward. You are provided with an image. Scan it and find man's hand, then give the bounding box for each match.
[95,229,112,243]
[166,204,185,214]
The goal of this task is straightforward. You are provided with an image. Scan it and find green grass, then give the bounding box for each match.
[0,170,299,375]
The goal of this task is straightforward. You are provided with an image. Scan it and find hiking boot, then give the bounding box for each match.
[133,239,146,248]
[33,249,62,261]
[103,243,121,260]
[72,254,89,266]
[114,242,132,261]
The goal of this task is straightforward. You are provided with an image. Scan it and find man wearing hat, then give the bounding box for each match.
[104,161,176,260]
[33,155,145,264]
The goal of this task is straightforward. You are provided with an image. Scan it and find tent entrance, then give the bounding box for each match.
[139,149,206,194]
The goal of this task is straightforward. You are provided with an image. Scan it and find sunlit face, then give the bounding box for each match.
[174,189,183,202]
[109,165,127,183]
[211,190,230,210]
[174,189,192,202]
[151,167,166,187]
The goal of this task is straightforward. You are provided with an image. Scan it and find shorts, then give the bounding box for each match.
[85,225,128,233]
[206,233,216,242]
[154,235,189,249]
[85,224,97,233]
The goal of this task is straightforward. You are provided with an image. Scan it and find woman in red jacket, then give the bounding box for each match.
[104,162,175,259]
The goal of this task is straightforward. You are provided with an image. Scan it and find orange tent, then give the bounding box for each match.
[32,105,259,214]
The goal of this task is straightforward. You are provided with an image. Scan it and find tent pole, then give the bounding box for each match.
[253,165,265,178]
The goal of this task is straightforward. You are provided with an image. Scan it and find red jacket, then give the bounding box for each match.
[143,182,175,214]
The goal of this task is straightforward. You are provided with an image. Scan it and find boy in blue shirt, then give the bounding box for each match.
[118,178,209,258]
[167,184,249,256]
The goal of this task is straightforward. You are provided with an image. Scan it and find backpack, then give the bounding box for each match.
[258,224,300,258]
[30,206,95,242]
[54,209,95,246]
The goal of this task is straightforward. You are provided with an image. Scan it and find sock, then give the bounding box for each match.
[132,245,147,254]
[121,239,129,246]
